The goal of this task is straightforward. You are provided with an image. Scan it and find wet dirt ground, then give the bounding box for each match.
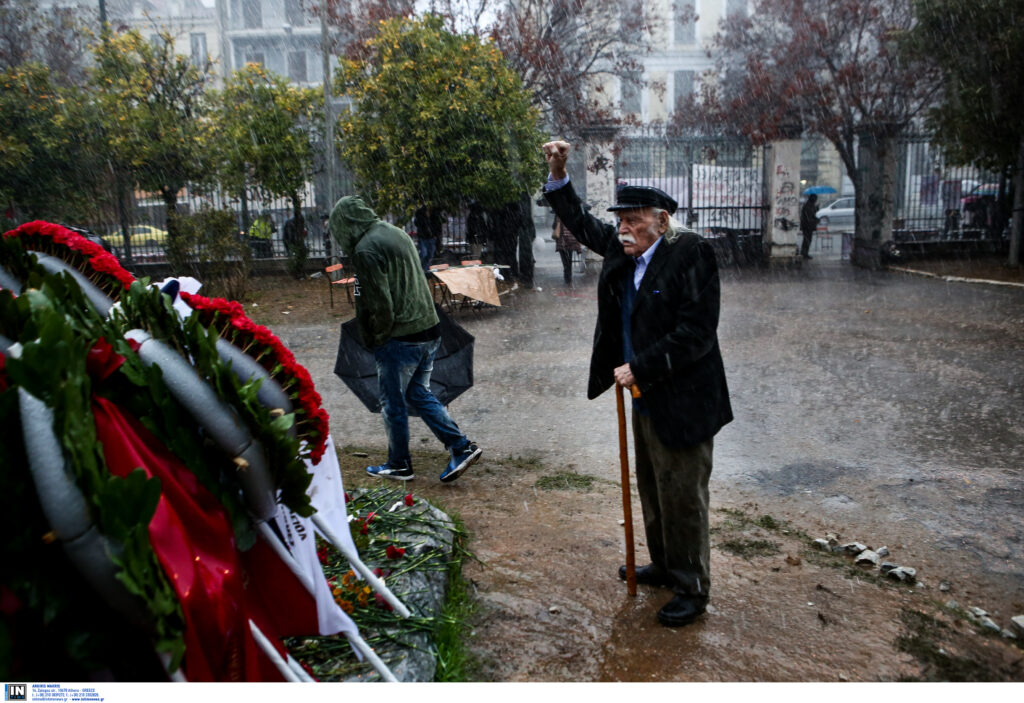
[249,244,1024,681]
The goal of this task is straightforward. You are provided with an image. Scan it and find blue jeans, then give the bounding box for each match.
[374,338,468,468]
[417,237,437,270]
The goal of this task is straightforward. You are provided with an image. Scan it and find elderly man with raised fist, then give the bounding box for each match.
[541,140,732,627]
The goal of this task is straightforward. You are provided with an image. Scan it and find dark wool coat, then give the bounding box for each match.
[545,181,733,448]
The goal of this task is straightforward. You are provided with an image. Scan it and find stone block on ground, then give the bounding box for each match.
[886,566,917,583]
[1011,615,1024,637]
[855,549,880,566]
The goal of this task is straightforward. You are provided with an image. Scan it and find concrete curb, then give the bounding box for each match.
[888,266,1024,289]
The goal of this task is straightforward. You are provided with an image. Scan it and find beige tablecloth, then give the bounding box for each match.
[431,267,501,307]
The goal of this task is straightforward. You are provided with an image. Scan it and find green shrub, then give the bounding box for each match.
[168,208,251,299]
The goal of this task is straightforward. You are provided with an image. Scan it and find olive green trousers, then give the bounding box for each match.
[632,412,714,598]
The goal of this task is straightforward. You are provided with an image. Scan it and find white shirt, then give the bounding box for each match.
[633,236,663,290]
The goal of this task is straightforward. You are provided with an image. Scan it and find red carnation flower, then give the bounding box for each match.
[180,290,330,463]
[404,493,414,506]
[385,545,406,560]
[5,221,135,292]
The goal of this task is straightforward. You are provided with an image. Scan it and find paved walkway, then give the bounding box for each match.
[278,236,1024,615]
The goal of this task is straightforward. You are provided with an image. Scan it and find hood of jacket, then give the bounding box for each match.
[329,195,380,255]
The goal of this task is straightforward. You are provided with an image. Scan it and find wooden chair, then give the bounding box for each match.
[428,263,453,310]
[325,262,356,307]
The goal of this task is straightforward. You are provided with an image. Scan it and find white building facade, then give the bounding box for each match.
[614,0,747,123]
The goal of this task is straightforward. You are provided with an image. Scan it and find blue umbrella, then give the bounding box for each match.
[803,185,837,195]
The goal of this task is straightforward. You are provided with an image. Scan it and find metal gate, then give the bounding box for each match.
[615,129,769,265]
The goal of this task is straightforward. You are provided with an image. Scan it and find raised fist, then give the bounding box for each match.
[542,140,570,179]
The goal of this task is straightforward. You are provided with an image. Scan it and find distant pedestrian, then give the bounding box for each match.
[283,213,308,278]
[799,194,819,259]
[489,199,520,279]
[414,206,444,271]
[321,213,332,256]
[552,215,581,287]
[248,211,274,259]
[466,201,488,261]
[330,195,482,483]
[516,191,536,288]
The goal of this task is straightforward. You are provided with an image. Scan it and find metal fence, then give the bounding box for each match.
[892,135,1004,239]
[615,129,769,265]
[102,131,1005,270]
[103,172,481,267]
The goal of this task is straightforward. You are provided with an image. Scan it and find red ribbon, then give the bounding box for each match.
[93,396,284,681]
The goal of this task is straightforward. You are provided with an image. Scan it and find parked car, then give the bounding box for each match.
[106,224,170,262]
[815,197,855,231]
[126,224,169,246]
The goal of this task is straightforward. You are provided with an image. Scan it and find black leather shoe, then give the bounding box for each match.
[618,564,673,588]
[656,595,707,627]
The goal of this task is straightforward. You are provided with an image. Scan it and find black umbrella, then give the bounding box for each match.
[334,306,474,415]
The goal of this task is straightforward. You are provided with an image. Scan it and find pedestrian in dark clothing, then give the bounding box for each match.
[516,191,536,288]
[799,194,819,259]
[283,213,308,278]
[489,199,521,279]
[542,140,733,628]
[552,215,582,287]
[466,201,488,260]
[413,206,444,271]
[330,195,482,483]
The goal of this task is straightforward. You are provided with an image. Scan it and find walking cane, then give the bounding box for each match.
[616,382,641,597]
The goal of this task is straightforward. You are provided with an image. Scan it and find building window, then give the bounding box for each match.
[620,0,643,44]
[285,0,306,26]
[190,33,208,67]
[726,0,747,17]
[622,72,642,116]
[242,0,262,29]
[675,0,695,44]
[288,51,308,83]
[674,70,694,113]
[619,139,652,177]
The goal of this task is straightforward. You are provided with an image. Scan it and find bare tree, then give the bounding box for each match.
[0,0,92,85]
[699,0,941,266]
[308,0,415,59]
[312,0,651,139]
[487,0,652,139]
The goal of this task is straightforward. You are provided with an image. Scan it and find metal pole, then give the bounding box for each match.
[321,0,336,260]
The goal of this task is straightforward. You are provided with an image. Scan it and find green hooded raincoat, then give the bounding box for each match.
[329,196,439,348]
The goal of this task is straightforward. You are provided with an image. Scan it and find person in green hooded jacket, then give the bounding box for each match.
[329,195,482,483]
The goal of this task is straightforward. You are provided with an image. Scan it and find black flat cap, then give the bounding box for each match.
[607,184,678,214]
